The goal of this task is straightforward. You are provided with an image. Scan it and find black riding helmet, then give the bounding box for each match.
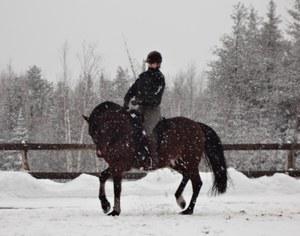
[146,51,162,64]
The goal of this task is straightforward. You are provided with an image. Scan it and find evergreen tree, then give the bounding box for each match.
[25,65,54,141]
[2,65,25,139]
[287,0,300,100]
[10,108,28,142]
[286,0,300,159]
[206,3,249,143]
[1,109,28,170]
[259,1,285,141]
[244,7,263,105]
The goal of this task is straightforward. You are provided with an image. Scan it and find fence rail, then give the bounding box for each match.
[29,172,148,180]
[0,142,299,178]
[1,142,300,151]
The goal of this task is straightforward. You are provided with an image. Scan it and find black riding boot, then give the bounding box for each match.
[142,133,159,170]
[148,137,158,170]
[135,144,151,170]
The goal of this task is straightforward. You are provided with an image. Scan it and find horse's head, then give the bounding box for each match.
[83,101,131,158]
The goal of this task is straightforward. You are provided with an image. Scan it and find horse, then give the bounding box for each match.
[82,101,227,216]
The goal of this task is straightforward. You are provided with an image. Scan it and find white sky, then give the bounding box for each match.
[0,0,294,82]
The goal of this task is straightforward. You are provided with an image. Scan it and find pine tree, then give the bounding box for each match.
[244,7,263,105]
[10,109,28,142]
[286,0,300,160]
[260,1,285,140]
[2,109,29,170]
[2,65,25,140]
[288,0,300,40]
[25,65,54,141]
[287,0,300,100]
[206,3,249,143]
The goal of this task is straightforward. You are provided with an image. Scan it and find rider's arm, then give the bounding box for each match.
[123,78,139,108]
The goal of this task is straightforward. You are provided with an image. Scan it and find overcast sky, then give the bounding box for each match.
[0,0,294,82]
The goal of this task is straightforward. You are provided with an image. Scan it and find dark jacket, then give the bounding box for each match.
[124,68,165,108]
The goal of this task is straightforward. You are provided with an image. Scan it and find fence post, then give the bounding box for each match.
[21,141,30,171]
[287,144,295,174]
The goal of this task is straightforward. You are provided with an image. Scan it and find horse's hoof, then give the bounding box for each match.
[108,210,120,216]
[180,208,193,215]
[101,201,111,214]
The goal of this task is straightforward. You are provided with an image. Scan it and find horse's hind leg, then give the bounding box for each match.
[172,163,189,209]
[175,175,189,209]
[180,171,202,215]
[99,168,111,214]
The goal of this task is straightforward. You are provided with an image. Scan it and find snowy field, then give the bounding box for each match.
[0,168,300,236]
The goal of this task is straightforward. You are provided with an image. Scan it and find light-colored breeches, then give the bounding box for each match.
[140,106,161,136]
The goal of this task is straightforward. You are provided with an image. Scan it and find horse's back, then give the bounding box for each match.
[156,116,202,134]
[156,116,205,163]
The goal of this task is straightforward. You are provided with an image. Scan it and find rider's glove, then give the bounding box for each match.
[132,98,143,106]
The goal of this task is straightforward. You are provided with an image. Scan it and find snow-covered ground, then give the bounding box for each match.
[0,168,300,236]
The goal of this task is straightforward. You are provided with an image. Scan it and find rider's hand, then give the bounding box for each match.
[131,100,138,106]
[132,98,142,106]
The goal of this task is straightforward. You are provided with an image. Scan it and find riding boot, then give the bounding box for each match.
[139,105,161,170]
[134,134,151,170]
[144,133,159,170]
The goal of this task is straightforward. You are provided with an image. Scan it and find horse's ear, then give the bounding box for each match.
[82,115,89,123]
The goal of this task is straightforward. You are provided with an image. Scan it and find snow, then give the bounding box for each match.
[0,168,300,235]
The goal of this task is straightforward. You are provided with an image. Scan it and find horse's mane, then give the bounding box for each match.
[89,101,125,121]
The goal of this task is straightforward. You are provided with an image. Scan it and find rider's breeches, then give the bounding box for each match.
[140,105,161,136]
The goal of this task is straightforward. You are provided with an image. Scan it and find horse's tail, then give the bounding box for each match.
[199,123,227,195]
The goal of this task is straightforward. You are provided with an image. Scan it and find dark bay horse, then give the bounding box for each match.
[83,101,227,216]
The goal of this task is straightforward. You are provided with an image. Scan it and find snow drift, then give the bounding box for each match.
[1,168,300,199]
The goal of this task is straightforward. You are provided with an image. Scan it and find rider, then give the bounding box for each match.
[123,51,165,169]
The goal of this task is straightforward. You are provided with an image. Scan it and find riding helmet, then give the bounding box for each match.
[146,51,162,64]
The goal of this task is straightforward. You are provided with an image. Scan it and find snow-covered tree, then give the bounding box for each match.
[1,109,28,170]
[10,109,28,143]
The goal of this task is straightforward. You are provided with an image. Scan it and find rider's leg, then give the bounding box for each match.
[142,106,161,169]
[142,106,161,134]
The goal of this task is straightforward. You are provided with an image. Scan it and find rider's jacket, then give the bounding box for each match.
[124,68,165,108]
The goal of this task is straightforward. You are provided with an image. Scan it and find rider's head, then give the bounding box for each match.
[146,51,162,69]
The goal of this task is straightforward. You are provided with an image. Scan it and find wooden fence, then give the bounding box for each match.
[0,142,299,178]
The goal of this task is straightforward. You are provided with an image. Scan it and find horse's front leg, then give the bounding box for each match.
[108,173,122,216]
[99,168,111,214]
